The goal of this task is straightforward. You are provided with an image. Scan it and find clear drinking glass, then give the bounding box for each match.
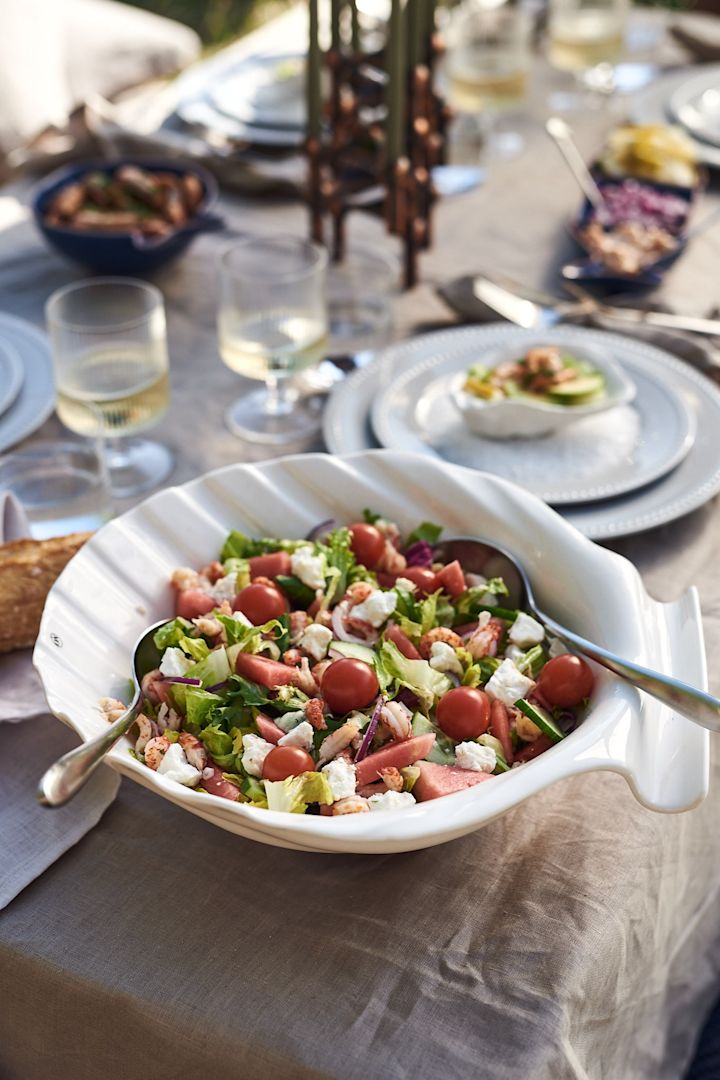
[326,244,397,357]
[218,236,328,444]
[446,5,532,160]
[0,440,112,539]
[46,278,173,498]
[547,0,628,97]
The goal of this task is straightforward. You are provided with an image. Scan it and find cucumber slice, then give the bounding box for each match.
[514,698,565,743]
[330,639,376,664]
[547,374,604,405]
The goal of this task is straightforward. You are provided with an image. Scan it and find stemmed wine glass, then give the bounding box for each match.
[46,278,173,498]
[218,236,328,444]
[547,0,629,100]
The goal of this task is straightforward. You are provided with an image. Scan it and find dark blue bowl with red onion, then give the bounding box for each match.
[564,173,699,289]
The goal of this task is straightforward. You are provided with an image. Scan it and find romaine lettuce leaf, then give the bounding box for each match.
[178,636,210,662]
[153,617,194,651]
[406,521,443,546]
[220,530,306,560]
[376,641,451,711]
[185,688,223,731]
[263,771,334,814]
[199,725,236,767]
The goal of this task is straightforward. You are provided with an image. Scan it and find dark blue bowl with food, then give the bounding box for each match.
[31,160,224,273]
[563,173,697,289]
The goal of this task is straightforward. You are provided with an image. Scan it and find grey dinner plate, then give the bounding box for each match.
[323,327,720,540]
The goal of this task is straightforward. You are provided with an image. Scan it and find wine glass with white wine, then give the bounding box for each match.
[218,236,328,444]
[446,4,532,161]
[548,0,628,99]
[46,278,173,499]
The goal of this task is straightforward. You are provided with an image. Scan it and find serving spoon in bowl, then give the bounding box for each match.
[434,538,720,732]
[38,618,168,808]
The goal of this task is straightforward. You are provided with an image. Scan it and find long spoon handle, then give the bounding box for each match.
[539,612,720,732]
[37,701,141,807]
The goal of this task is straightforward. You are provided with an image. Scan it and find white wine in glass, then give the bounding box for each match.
[548,0,628,96]
[218,237,328,445]
[46,278,173,498]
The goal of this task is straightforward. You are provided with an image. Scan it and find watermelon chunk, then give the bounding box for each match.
[355,733,436,786]
[414,760,493,802]
[235,652,300,689]
[255,712,286,744]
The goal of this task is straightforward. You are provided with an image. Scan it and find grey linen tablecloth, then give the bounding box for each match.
[3,17,720,1077]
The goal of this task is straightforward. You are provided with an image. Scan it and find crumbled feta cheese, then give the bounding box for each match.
[156,742,201,786]
[455,741,496,773]
[367,790,416,812]
[291,547,326,590]
[395,577,417,593]
[278,720,315,752]
[159,647,194,678]
[206,571,237,605]
[484,658,535,708]
[508,612,545,648]
[299,623,333,662]
[241,733,274,777]
[350,589,397,628]
[548,636,568,659]
[504,644,525,665]
[274,709,307,734]
[429,641,464,677]
[321,757,357,800]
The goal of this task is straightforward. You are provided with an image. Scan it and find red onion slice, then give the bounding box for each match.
[206,680,228,694]
[162,676,203,686]
[354,697,384,763]
[404,540,433,567]
[305,518,335,542]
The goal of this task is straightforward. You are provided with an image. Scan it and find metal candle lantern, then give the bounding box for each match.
[305,0,447,288]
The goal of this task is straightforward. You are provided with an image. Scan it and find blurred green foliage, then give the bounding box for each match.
[125,0,290,45]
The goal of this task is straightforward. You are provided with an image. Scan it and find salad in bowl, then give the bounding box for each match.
[101,515,593,817]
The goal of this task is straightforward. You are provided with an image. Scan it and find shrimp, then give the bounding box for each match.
[199,560,225,584]
[311,659,332,685]
[178,731,207,769]
[379,766,404,792]
[99,697,127,724]
[290,611,310,643]
[193,616,224,639]
[312,608,333,629]
[418,626,463,660]
[144,735,171,770]
[295,657,319,696]
[171,567,206,592]
[379,701,413,741]
[283,648,303,667]
[466,616,505,659]
[378,541,407,575]
[304,697,327,731]
[134,713,158,754]
[141,669,171,706]
[317,720,362,766]
[346,581,374,605]
[331,795,370,815]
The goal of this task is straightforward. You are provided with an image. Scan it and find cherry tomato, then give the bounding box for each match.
[176,589,215,620]
[262,745,316,781]
[436,686,491,741]
[233,582,288,625]
[321,657,379,714]
[249,551,291,579]
[385,624,422,660]
[436,560,467,599]
[536,654,594,708]
[401,566,438,597]
[348,523,386,569]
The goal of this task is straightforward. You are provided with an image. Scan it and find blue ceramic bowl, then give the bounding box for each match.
[31,160,223,273]
[563,172,697,290]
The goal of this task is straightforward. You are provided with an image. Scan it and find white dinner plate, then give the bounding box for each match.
[323,329,720,540]
[629,64,720,169]
[208,53,305,130]
[0,338,24,419]
[369,327,695,505]
[669,68,720,149]
[0,313,55,454]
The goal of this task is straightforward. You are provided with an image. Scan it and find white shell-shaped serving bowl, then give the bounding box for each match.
[451,342,636,439]
[34,451,708,854]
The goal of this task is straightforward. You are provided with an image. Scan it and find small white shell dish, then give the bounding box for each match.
[34,450,708,855]
[450,340,637,439]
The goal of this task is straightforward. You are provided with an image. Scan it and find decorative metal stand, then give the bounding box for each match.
[305,7,447,289]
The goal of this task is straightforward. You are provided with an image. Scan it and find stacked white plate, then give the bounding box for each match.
[0,314,55,454]
[323,324,720,540]
[630,63,720,170]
